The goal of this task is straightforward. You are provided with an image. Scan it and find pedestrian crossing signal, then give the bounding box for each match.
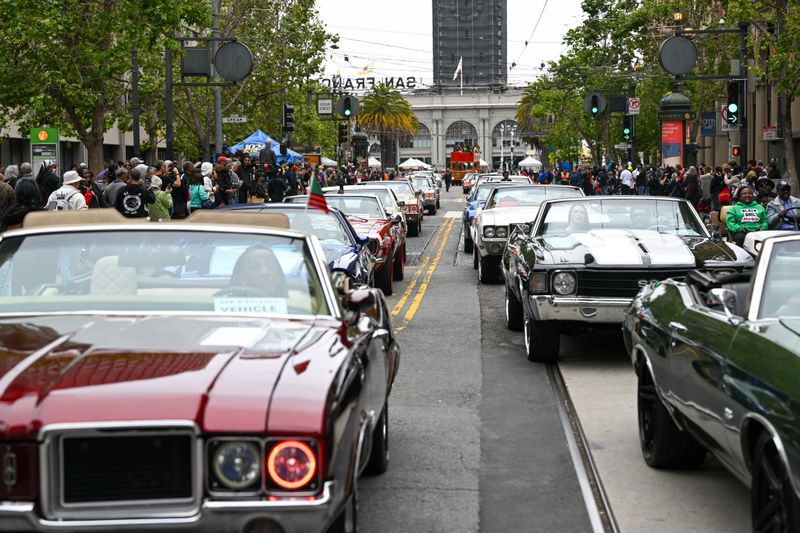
[731,145,741,158]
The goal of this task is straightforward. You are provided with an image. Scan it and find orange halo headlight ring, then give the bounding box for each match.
[266,440,317,490]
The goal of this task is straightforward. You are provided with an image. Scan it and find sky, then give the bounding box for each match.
[316,0,586,89]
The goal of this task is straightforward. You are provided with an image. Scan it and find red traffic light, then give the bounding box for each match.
[732,145,741,157]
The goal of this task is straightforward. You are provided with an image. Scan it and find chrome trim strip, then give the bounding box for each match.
[204,481,334,510]
[745,235,800,321]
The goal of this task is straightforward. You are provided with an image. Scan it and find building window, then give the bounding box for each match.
[399,124,432,149]
[445,121,479,152]
[492,120,521,149]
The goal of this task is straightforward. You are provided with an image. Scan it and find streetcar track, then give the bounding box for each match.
[546,363,619,533]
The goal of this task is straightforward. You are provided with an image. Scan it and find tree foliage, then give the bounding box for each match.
[356,84,418,167]
[0,0,208,171]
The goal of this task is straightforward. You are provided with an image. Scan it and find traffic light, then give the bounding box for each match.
[342,96,354,118]
[726,82,739,126]
[622,116,632,142]
[732,145,741,158]
[336,95,359,118]
[282,104,295,132]
[583,92,606,117]
[338,123,348,144]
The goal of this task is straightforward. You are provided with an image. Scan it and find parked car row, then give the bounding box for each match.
[477,189,797,530]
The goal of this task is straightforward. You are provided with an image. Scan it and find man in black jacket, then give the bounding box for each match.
[259,143,278,178]
[267,173,286,203]
[115,165,155,218]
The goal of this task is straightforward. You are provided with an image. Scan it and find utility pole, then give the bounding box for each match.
[165,46,174,160]
[131,49,141,158]
[212,0,223,157]
[738,21,748,168]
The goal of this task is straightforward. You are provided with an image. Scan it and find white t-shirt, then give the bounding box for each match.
[620,169,633,187]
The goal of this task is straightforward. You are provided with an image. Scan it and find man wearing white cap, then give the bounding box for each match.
[46,171,87,211]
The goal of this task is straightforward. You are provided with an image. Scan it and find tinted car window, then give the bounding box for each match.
[0,231,330,316]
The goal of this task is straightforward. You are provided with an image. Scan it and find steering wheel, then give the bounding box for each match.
[214,286,275,298]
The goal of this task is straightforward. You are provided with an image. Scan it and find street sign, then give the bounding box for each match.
[222,115,248,124]
[720,104,736,132]
[701,112,717,137]
[615,142,632,150]
[317,98,333,115]
[29,128,59,172]
[627,97,640,115]
[763,125,779,141]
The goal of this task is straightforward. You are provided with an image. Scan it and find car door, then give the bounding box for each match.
[667,305,737,456]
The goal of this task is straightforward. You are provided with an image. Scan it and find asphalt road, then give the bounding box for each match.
[358,185,750,532]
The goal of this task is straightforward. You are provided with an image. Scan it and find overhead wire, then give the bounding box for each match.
[509,0,550,71]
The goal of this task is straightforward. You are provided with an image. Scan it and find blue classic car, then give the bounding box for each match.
[462,182,523,254]
[224,204,376,286]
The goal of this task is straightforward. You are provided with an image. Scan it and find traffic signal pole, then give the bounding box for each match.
[738,21,748,169]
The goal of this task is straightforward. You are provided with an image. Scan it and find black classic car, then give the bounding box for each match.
[623,234,800,532]
[502,197,753,362]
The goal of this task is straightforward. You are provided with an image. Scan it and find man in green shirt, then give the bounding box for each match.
[726,185,768,246]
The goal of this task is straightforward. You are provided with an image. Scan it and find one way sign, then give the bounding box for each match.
[720,104,737,132]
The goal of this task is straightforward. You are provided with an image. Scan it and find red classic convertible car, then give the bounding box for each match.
[323,194,406,296]
[0,210,400,533]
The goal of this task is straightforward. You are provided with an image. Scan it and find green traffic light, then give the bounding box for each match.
[728,103,738,113]
[344,109,351,117]
[623,128,631,134]
[591,107,598,114]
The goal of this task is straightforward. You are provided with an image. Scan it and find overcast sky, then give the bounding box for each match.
[316,0,586,88]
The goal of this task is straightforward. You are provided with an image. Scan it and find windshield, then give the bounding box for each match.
[759,240,800,319]
[256,208,352,245]
[325,196,384,219]
[412,178,430,190]
[383,182,414,196]
[474,185,500,202]
[538,199,706,237]
[355,189,397,209]
[0,231,330,316]
[486,186,581,209]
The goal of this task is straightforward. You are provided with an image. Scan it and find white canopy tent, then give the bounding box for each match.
[479,159,489,169]
[321,156,338,167]
[368,157,382,168]
[518,156,543,170]
[398,158,431,170]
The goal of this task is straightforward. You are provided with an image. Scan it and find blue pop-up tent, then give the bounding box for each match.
[229,130,304,164]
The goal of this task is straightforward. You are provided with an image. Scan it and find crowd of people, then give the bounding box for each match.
[0,150,392,231]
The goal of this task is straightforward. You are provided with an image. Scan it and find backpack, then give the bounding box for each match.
[47,190,80,211]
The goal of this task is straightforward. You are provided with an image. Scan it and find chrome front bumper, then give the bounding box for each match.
[0,482,336,533]
[528,295,631,323]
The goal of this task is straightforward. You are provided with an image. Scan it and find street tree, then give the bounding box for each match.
[357,85,418,168]
[0,0,207,172]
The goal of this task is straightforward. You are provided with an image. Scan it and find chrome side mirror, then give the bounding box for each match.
[331,271,352,296]
[709,287,740,322]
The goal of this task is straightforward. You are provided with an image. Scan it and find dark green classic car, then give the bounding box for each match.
[623,234,800,531]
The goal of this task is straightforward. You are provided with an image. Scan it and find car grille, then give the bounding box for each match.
[61,434,193,504]
[575,269,688,298]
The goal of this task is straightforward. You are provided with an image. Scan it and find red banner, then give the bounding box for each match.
[661,120,683,168]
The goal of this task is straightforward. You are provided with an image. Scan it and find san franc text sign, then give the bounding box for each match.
[321,77,419,91]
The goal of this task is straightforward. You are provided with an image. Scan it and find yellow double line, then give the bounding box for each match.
[391,217,456,334]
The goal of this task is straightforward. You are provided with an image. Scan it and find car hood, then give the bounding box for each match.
[349,218,388,237]
[539,230,741,267]
[0,315,331,438]
[477,206,542,227]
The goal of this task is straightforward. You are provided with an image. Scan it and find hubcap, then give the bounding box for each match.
[524,318,531,354]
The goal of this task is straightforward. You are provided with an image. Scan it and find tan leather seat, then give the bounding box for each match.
[90,256,138,295]
[188,211,290,229]
[720,205,732,225]
[23,210,129,228]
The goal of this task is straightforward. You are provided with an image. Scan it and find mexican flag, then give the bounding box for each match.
[307,173,329,213]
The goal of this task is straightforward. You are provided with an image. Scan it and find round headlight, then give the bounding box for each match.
[212,442,261,490]
[267,440,317,490]
[484,227,496,238]
[552,272,577,295]
[496,227,508,238]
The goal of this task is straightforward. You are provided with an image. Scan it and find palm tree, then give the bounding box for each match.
[357,84,418,168]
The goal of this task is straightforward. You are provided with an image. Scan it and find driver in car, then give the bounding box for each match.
[565,204,590,232]
[220,246,287,298]
[766,181,800,230]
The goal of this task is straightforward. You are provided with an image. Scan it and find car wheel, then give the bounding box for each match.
[463,229,474,254]
[505,283,524,331]
[478,255,499,283]
[407,218,419,237]
[751,431,800,532]
[364,404,389,475]
[375,261,393,296]
[392,246,405,281]
[524,317,559,362]
[472,246,479,270]
[637,365,706,468]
